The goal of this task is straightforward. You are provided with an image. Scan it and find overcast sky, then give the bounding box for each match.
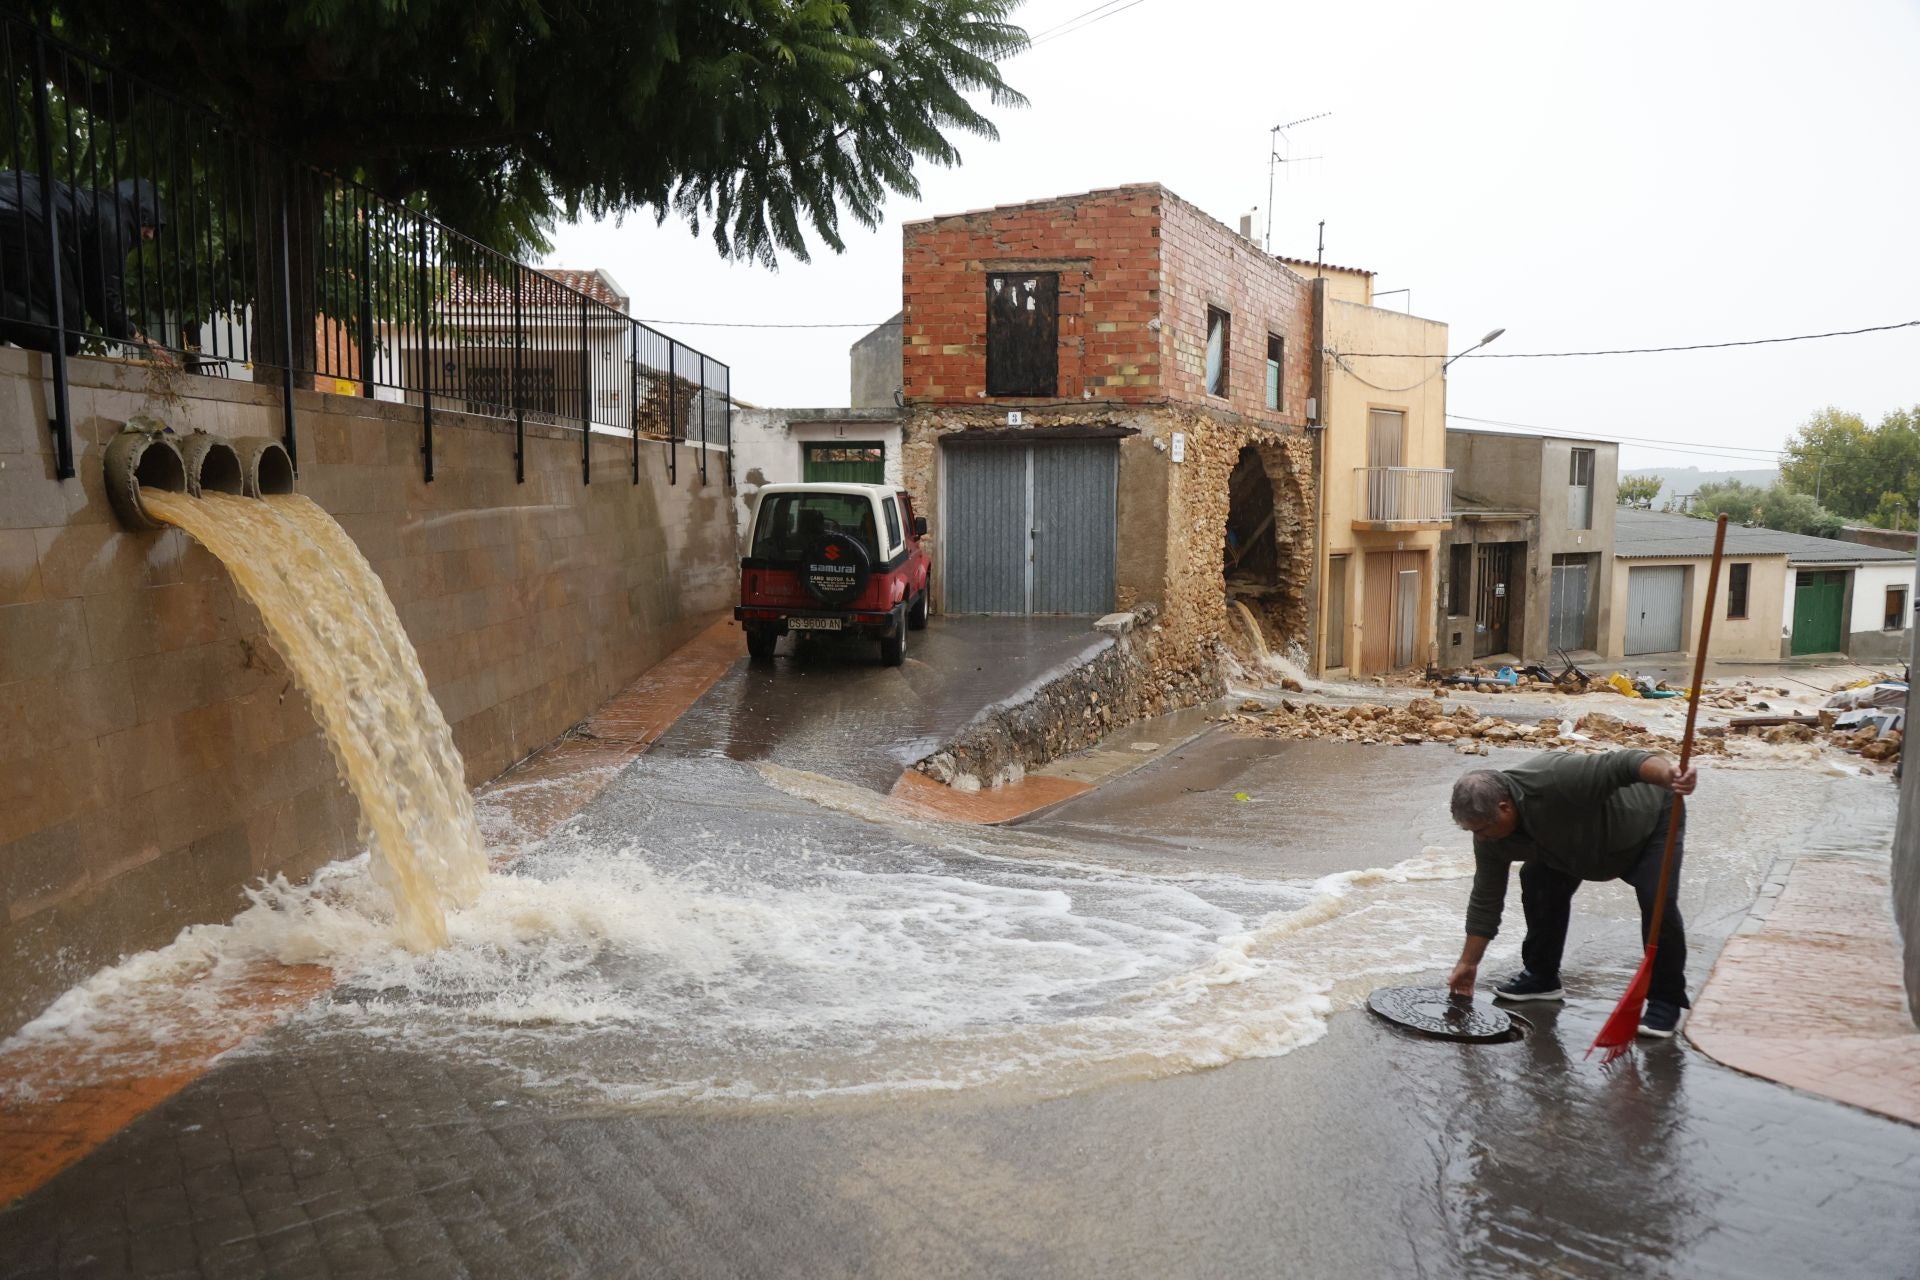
[545,0,1920,473]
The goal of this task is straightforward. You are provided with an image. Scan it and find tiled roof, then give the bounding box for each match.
[1615,508,1914,564]
[1275,254,1375,277]
[442,266,628,311]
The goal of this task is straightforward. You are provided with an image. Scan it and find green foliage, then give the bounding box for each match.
[36,0,1029,264]
[1779,406,1920,527]
[1617,474,1662,507]
[1687,479,1844,538]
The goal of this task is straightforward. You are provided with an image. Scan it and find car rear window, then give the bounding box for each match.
[751,493,879,560]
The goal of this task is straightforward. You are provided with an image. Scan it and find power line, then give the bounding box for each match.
[1337,319,1920,359]
[1446,414,1790,458]
[1023,0,1154,48]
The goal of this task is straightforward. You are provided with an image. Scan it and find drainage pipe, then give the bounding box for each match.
[232,437,296,498]
[103,425,187,531]
[177,432,244,498]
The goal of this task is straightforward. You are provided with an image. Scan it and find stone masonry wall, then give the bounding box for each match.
[0,349,736,1034]
[915,607,1217,788]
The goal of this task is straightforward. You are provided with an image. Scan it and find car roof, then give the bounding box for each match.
[755,482,901,498]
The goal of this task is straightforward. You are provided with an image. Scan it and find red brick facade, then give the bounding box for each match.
[900,184,1313,430]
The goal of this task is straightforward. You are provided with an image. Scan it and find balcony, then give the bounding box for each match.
[1353,467,1453,531]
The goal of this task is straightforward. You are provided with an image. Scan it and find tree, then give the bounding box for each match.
[1618,474,1662,507]
[1688,479,1766,524]
[1688,479,1845,538]
[34,0,1028,265]
[1780,406,1920,526]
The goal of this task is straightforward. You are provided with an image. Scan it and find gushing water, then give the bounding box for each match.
[141,491,487,948]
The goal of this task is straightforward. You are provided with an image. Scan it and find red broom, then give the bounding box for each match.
[1587,512,1729,1064]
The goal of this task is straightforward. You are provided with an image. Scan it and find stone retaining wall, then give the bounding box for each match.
[0,350,736,1034]
[915,607,1222,788]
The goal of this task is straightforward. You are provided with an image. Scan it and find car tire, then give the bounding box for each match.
[908,586,929,631]
[746,626,777,664]
[879,610,907,668]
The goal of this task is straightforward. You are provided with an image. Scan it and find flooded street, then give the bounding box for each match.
[3,635,1916,1277]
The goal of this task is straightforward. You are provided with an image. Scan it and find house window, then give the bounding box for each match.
[1326,554,1348,667]
[1569,448,1595,531]
[986,273,1059,397]
[1448,543,1471,616]
[1886,586,1908,631]
[1205,307,1231,397]
[1368,409,1406,468]
[1266,335,1284,410]
[1727,563,1750,619]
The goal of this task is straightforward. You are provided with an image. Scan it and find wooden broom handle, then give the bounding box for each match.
[1646,512,1729,944]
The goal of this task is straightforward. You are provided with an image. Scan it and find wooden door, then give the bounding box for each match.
[1361,551,1394,674]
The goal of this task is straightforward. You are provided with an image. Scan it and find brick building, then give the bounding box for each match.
[899,184,1319,683]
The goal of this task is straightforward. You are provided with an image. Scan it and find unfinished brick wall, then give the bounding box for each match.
[1156,193,1314,429]
[902,184,1164,405]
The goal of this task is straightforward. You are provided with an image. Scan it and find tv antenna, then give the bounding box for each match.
[1263,112,1331,254]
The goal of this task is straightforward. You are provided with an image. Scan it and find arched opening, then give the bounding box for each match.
[1221,442,1311,661]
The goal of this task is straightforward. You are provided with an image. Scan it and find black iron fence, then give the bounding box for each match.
[0,17,729,486]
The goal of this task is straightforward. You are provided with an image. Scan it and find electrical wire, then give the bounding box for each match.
[1336,319,1920,359]
[1023,0,1154,48]
[1447,414,1791,458]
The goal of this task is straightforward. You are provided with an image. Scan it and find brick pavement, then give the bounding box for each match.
[1687,852,1920,1125]
[0,616,744,1208]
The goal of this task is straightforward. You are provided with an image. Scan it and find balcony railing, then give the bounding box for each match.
[1354,467,1452,527]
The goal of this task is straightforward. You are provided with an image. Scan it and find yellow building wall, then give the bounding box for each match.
[1606,554,1788,662]
[1316,300,1451,673]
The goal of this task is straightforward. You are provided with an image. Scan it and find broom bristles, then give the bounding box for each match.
[1587,946,1656,1064]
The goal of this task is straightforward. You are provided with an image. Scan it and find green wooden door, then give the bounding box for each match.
[803,442,885,484]
[1790,569,1847,655]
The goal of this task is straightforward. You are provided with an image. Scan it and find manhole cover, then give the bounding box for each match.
[1367,986,1526,1043]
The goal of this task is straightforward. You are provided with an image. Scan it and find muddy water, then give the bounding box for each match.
[142,491,487,948]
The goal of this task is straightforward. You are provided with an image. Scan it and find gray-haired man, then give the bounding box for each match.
[1447,749,1698,1038]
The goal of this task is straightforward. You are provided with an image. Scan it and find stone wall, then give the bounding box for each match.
[915,607,1218,788]
[0,349,736,1034]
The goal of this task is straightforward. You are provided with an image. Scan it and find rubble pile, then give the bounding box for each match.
[1222,697,1718,757]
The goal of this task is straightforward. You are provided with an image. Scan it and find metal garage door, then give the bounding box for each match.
[1624,565,1686,654]
[944,440,1116,615]
[1549,554,1591,652]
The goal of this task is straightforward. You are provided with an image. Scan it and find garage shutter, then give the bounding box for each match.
[944,440,1116,615]
[1624,566,1686,654]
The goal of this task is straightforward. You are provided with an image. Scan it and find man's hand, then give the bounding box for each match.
[1447,957,1478,998]
[1638,755,1697,795]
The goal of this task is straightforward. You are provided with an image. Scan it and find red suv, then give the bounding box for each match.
[736,483,932,667]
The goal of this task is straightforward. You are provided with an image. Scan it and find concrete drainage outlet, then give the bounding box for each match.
[233,436,295,497]
[102,425,187,531]
[178,431,244,498]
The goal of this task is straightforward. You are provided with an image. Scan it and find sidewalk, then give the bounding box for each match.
[1687,853,1920,1126]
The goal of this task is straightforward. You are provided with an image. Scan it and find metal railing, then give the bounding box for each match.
[1353,466,1451,524]
[0,17,729,486]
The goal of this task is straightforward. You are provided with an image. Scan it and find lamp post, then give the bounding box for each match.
[1442,327,1506,372]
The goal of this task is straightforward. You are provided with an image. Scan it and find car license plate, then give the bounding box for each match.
[788,617,842,631]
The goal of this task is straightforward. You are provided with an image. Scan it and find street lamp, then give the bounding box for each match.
[1442,327,1506,371]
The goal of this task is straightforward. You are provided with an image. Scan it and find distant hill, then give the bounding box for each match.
[1617,465,1780,509]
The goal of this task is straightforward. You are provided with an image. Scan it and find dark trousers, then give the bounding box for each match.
[1518,807,1689,1007]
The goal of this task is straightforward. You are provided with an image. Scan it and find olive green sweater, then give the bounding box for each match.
[1465,749,1671,940]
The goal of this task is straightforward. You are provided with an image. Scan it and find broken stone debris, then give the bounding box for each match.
[1219,697,1722,756]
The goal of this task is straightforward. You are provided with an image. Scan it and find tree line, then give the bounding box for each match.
[1619,406,1920,538]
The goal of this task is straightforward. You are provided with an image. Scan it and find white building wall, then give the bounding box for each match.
[730,409,904,542]
[1851,562,1918,634]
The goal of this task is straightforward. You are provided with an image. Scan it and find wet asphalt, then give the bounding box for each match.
[3,629,1918,1279]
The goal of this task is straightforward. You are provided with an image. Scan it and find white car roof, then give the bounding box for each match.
[755,482,901,497]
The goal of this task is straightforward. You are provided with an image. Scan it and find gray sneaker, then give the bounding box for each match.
[1638,999,1684,1038]
[1493,971,1565,1002]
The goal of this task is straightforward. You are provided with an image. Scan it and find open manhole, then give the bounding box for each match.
[1367,986,1529,1043]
